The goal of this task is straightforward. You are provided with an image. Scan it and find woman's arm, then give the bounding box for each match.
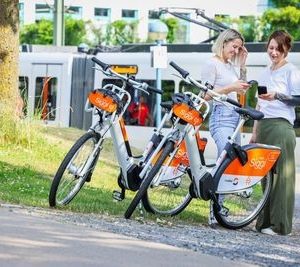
[259,92,300,106]
[275,93,300,106]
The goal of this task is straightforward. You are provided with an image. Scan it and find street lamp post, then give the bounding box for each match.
[54,0,65,46]
[148,21,168,126]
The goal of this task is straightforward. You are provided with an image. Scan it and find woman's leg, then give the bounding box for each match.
[208,105,240,226]
[255,119,296,235]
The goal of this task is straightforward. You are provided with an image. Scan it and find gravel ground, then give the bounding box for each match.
[4,200,300,267]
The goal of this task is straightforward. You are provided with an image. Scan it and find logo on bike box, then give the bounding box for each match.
[233,177,239,185]
[88,91,117,113]
[249,157,266,170]
[173,103,203,126]
[267,151,281,162]
[224,177,239,185]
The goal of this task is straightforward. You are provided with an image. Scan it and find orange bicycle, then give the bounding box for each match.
[125,61,281,230]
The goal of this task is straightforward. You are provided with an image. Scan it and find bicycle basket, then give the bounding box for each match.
[172,93,203,126]
[88,89,122,113]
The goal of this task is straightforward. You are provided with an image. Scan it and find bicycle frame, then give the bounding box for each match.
[187,112,281,197]
[168,62,281,200]
[85,59,209,196]
[139,93,210,181]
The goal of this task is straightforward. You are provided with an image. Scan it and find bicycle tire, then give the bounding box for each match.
[124,140,175,219]
[49,131,101,207]
[213,158,273,230]
[142,167,192,216]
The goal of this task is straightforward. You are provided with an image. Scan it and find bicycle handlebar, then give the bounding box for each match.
[92,56,162,95]
[147,85,163,95]
[169,61,189,79]
[169,61,242,108]
[92,57,110,71]
[224,96,242,107]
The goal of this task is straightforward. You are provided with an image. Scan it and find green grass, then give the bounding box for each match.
[0,122,210,225]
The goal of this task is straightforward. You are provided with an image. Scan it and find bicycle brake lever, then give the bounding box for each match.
[133,84,149,95]
[92,67,112,77]
[171,73,191,84]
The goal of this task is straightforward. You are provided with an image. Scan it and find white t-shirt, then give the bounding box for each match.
[258,62,300,125]
[201,57,239,104]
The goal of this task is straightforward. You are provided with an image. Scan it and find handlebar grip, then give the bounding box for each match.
[226,97,242,107]
[92,57,110,71]
[148,85,163,95]
[169,61,189,79]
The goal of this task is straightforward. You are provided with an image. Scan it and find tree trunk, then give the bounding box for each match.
[0,0,19,119]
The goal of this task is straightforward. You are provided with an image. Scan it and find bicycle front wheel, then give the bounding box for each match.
[49,131,101,207]
[213,171,272,230]
[142,166,192,216]
[124,140,175,219]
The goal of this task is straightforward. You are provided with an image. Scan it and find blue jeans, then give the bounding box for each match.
[209,105,240,157]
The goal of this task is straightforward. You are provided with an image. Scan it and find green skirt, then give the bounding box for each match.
[255,118,296,235]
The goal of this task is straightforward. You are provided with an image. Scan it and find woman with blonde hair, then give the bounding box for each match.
[201,28,250,226]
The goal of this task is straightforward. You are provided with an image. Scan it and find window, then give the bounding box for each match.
[179,81,201,95]
[95,8,110,17]
[19,3,24,25]
[66,6,83,19]
[173,13,190,43]
[101,79,174,127]
[148,10,160,20]
[122,9,138,20]
[35,4,52,21]
[19,76,28,116]
[35,77,57,121]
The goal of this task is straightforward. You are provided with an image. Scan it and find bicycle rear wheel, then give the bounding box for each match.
[124,140,175,219]
[142,167,192,216]
[213,171,272,229]
[49,131,101,207]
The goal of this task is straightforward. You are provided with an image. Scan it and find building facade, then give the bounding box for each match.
[18,0,272,44]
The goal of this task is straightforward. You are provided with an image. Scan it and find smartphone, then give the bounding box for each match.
[257,86,267,95]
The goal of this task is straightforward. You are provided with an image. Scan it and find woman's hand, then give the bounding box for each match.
[239,46,248,67]
[258,92,276,101]
[229,80,250,94]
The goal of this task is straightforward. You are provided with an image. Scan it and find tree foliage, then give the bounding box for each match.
[64,16,86,45]
[260,6,300,41]
[271,0,300,8]
[20,17,87,45]
[215,16,261,42]
[161,18,180,44]
[104,20,139,45]
[20,20,53,44]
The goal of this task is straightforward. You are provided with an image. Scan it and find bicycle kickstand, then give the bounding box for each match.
[210,191,221,212]
[112,187,125,201]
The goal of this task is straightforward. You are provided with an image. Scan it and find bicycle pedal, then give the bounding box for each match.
[85,173,92,182]
[138,201,145,217]
[112,190,125,201]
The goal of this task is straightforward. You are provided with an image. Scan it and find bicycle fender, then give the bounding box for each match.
[215,143,281,193]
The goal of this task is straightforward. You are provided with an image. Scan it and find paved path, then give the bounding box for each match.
[0,168,299,267]
[0,205,255,267]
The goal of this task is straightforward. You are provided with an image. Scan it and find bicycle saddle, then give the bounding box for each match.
[161,101,172,111]
[172,93,194,107]
[235,107,264,120]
